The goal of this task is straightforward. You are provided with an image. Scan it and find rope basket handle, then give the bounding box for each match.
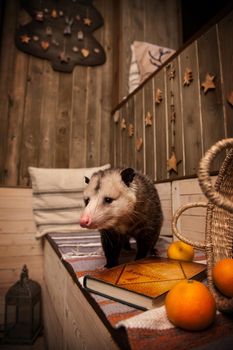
[172,202,207,249]
[198,138,233,213]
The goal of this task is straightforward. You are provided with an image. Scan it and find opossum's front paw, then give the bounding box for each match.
[150,248,158,256]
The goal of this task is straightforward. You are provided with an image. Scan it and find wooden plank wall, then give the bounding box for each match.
[172,177,216,244]
[0,0,114,186]
[111,10,233,181]
[0,188,43,326]
[0,0,181,187]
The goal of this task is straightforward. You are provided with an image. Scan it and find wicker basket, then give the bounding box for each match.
[172,138,233,313]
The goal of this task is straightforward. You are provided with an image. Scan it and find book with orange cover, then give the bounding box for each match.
[83,257,206,310]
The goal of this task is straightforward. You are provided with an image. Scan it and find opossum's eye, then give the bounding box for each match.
[84,198,90,206]
[104,197,113,204]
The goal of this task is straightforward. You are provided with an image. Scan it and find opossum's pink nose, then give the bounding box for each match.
[80,215,92,228]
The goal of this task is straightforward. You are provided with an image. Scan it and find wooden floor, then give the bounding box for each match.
[0,336,45,350]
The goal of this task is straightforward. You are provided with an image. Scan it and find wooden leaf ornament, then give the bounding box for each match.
[83,17,92,26]
[120,118,126,130]
[145,112,153,126]
[81,48,90,58]
[155,88,163,104]
[201,73,216,94]
[136,137,143,151]
[41,40,50,50]
[183,68,193,86]
[128,124,134,137]
[227,91,233,107]
[167,151,178,173]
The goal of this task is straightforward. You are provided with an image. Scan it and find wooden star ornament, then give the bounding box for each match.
[20,34,31,44]
[83,17,92,26]
[167,151,178,173]
[58,51,70,63]
[183,68,193,86]
[201,73,216,94]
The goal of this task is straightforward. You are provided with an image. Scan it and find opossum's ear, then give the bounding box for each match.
[121,168,135,187]
[84,176,90,184]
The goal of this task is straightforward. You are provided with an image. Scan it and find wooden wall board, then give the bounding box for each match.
[127,97,136,169]
[171,178,218,243]
[165,59,184,178]
[153,68,167,181]
[144,0,181,49]
[197,26,225,171]
[69,66,88,168]
[134,89,144,173]
[117,0,145,102]
[116,108,123,167]
[19,56,44,186]
[217,10,233,137]
[112,113,117,168]
[85,9,105,168]
[0,0,19,184]
[111,0,120,110]
[179,42,203,176]
[99,0,114,166]
[120,103,128,168]
[54,73,73,168]
[144,79,155,180]
[4,51,29,186]
[38,61,59,168]
[86,66,103,167]
[156,182,172,237]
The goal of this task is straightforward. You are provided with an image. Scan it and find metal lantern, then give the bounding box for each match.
[4,265,42,344]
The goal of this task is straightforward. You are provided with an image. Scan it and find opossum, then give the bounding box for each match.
[80,167,163,268]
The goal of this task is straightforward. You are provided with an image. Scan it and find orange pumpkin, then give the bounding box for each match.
[165,280,216,331]
[212,258,233,297]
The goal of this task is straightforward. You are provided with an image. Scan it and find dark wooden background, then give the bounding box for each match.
[0,0,181,187]
[111,9,233,181]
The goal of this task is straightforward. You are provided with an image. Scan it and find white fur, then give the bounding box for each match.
[82,172,137,232]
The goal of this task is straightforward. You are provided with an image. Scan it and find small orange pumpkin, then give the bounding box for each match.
[165,280,216,331]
